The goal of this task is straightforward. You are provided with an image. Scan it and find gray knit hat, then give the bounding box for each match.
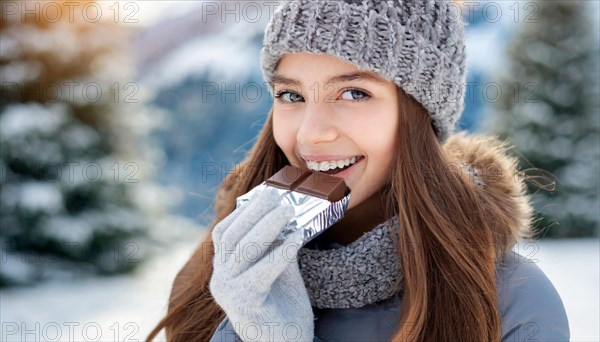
[260,0,467,143]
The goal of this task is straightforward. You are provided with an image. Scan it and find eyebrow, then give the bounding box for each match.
[271,71,386,86]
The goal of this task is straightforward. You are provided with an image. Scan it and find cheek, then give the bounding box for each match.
[358,112,398,157]
[378,108,399,153]
[362,110,398,179]
[272,114,297,160]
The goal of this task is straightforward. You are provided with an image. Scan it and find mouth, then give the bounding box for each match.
[305,156,365,175]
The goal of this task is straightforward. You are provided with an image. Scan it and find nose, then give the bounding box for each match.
[296,102,338,145]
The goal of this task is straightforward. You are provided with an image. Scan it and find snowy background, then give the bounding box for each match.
[1,1,598,341]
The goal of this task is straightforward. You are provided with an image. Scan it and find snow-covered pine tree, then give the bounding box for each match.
[483,1,599,238]
[0,2,163,286]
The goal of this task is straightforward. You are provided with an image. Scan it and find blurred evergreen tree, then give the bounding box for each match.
[0,1,162,286]
[152,71,269,222]
[484,1,599,238]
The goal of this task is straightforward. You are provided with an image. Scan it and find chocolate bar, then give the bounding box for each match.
[294,172,349,202]
[265,165,349,202]
[264,165,311,190]
[236,165,351,246]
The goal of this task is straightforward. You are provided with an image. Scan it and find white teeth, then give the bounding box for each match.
[306,156,360,171]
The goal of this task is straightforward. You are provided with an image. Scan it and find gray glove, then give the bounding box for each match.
[209,187,315,342]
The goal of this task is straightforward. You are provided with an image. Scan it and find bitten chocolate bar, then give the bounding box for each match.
[265,165,349,202]
[236,165,351,246]
[264,165,311,190]
[294,172,349,202]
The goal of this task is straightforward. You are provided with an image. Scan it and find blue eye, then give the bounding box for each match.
[274,88,371,103]
[274,91,304,103]
[341,89,370,102]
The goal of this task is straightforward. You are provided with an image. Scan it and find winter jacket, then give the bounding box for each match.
[209,249,570,341]
[175,133,571,341]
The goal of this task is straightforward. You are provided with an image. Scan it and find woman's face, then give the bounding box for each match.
[272,52,399,209]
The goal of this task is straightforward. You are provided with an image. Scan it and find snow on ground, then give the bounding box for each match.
[0,235,201,342]
[1,236,598,341]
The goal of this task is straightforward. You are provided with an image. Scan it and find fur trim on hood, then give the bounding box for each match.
[443,132,536,253]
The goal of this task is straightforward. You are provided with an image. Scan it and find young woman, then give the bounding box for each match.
[147,1,570,341]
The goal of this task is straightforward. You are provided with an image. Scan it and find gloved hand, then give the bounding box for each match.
[209,187,315,342]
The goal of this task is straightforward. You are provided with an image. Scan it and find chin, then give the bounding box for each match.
[346,196,362,210]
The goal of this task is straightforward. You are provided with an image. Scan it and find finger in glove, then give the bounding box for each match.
[238,227,305,293]
[225,203,295,277]
[217,187,283,259]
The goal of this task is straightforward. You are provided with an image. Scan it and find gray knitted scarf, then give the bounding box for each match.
[297,216,403,309]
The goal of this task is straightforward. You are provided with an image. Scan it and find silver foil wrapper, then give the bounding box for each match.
[235,183,351,247]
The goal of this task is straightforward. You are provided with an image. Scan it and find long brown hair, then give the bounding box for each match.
[146,87,527,341]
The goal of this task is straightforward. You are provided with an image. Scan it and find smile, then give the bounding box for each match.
[305,156,364,175]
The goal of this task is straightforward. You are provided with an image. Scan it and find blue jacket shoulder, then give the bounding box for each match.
[496,250,570,341]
